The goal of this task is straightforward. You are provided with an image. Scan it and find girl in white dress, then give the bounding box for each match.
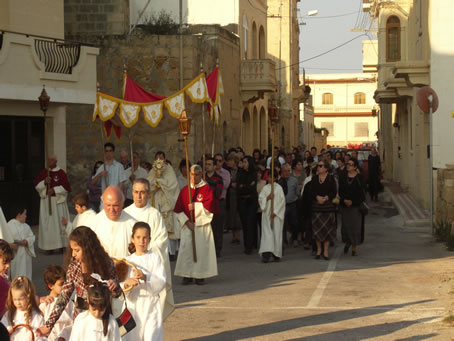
[1,276,46,340]
[122,222,167,341]
[7,207,36,280]
[69,282,120,341]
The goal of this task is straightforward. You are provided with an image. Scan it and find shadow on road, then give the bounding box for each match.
[184,300,435,340]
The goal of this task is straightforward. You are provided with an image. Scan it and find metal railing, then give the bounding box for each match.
[34,39,81,74]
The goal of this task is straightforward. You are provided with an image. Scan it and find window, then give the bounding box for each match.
[354,122,369,137]
[354,92,366,104]
[386,16,401,62]
[322,93,333,105]
[321,122,334,136]
[243,15,248,59]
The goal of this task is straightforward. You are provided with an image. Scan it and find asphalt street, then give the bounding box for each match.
[31,196,454,340]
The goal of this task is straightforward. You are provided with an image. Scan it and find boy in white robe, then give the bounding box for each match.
[61,193,96,238]
[258,180,286,263]
[7,207,35,279]
[39,265,74,341]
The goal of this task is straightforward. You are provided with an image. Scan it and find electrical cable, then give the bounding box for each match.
[280,33,367,70]
[299,11,357,20]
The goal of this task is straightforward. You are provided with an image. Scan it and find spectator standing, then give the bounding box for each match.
[225,153,242,244]
[368,147,381,201]
[87,161,103,212]
[214,153,231,251]
[205,157,224,257]
[237,156,258,255]
[278,164,300,247]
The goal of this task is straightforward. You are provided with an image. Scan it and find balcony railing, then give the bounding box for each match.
[34,39,81,74]
[240,59,276,93]
[314,104,373,113]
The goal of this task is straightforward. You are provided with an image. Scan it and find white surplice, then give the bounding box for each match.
[35,170,70,250]
[7,219,36,280]
[121,251,166,341]
[39,299,74,341]
[90,210,136,258]
[123,203,174,320]
[69,311,120,341]
[64,209,97,238]
[258,183,286,258]
[174,192,218,279]
[0,207,13,243]
[1,310,47,341]
[147,164,180,240]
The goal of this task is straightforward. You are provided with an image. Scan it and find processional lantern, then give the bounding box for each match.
[178,109,192,136]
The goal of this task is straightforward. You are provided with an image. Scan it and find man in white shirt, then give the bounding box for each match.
[124,178,174,320]
[91,143,126,202]
[124,151,148,207]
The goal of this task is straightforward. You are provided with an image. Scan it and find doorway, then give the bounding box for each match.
[0,116,44,224]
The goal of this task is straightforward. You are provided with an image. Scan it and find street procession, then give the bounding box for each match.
[2,0,454,340]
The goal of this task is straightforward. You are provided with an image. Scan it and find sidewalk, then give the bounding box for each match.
[383,180,430,227]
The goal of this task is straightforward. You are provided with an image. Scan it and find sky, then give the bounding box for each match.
[297,0,377,74]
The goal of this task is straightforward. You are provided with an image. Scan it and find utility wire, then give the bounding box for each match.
[299,11,357,19]
[279,34,367,70]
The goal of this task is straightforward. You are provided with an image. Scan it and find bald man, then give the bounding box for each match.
[90,185,136,258]
[34,155,71,253]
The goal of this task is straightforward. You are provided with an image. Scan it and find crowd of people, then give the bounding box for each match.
[0,142,381,340]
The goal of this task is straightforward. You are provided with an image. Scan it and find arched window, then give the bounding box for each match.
[386,16,401,62]
[259,26,265,58]
[354,92,366,104]
[322,93,333,105]
[243,15,249,59]
[252,22,257,59]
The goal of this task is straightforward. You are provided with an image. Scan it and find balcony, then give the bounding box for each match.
[240,59,276,103]
[34,39,81,74]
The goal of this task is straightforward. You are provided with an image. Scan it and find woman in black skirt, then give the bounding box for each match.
[339,158,365,256]
[309,159,337,260]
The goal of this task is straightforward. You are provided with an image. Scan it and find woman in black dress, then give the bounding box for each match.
[339,158,365,256]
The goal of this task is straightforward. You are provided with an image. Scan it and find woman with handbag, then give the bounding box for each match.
[339,158,366,256]
[309,159,337,260]
[36,226,122,337]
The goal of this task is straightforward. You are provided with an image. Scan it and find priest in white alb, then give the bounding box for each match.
[90,186,136,258]
[124,178,175,320]
[33,155,71,253]
[61,192,96,238]
[258,177,286,263]
[174,165,217,285]
[147,152,180,259]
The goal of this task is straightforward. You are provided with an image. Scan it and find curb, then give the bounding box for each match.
[384,186,430,227]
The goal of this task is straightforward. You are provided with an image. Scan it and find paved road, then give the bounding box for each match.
[163,198,454,340]
[31,197,454,340]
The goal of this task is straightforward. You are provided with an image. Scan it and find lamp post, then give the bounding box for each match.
[178,110,197,262]
[39,86,52,215]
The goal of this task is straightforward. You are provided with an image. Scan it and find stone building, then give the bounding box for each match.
[365,0,454,224]
[267,0,303,150]
[0,0,98,222]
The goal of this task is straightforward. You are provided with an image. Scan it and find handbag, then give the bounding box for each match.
[114,291,137,337]
[359,201,369,216]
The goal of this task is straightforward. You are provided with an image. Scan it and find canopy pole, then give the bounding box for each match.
[200,63,206,179]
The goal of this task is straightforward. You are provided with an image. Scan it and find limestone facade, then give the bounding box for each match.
[366,0,454,224]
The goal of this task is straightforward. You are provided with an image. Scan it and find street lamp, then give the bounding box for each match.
[178,110,197,262]
[299,9,319,25]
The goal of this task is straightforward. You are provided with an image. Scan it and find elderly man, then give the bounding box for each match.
[34,155,71,253]
[278,163,300,247]
[147,151,180,260]
[124,178,174,320]
[120,150,131,170]
[90,185,136,258]
[174,165,217,285]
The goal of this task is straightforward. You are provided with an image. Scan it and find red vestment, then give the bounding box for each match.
[174,183,214,219]
[34,168,71,196]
